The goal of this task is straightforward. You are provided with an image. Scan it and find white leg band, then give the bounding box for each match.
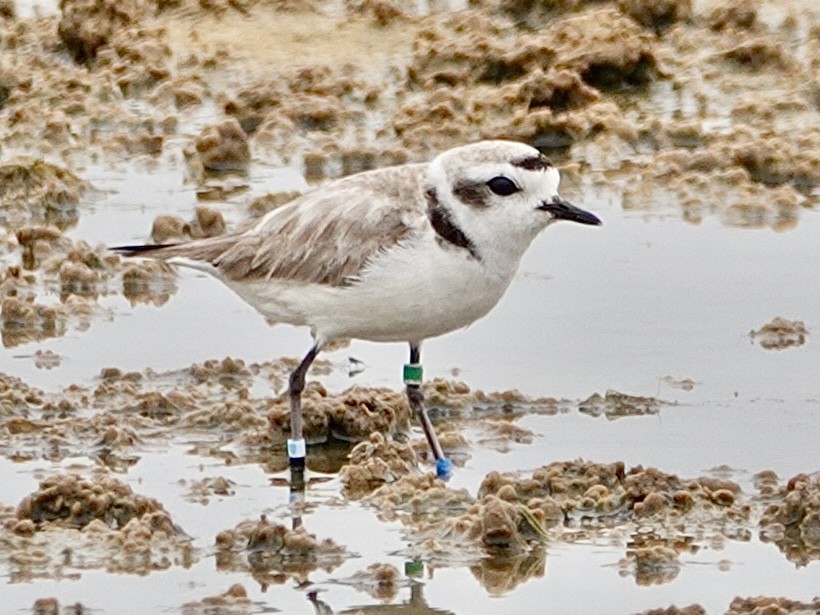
[287,438,306,459]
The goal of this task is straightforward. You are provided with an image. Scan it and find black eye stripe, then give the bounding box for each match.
[487,176,520,196]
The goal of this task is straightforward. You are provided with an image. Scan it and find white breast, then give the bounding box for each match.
[225,231,517,346]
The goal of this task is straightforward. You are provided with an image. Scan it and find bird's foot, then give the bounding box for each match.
[435,457,453,480]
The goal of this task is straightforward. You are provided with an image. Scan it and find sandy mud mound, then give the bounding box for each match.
[0,160,86,230]
[750,317,809,350]
[340,432,419,497]
[181,583,254,615]
[214,515,347,583]
[479,461,749,527]
[1,472,191,578]
[758,472,820,566]
[352,459,807,587]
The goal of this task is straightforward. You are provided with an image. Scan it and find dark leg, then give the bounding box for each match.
[288,344,319,493]
[405,344,445,462]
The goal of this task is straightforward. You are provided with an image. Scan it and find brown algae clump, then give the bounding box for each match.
[340,432,419,497]
[0,296,67,348]
[3,472,191,576]
[758,473,820,565]
[364,472,475,525]
[16,473,179,532]
[58,0,153,64]
[725,596,820,615]
[188,118,252,174]
[578,390,664,419]
[0,159,86,230]
[449,495,554,551]
[181,584,252,614]
[479,460,749,527]
[618,543,682,586]
[214,515,347,576]
[337,562,403,601]
[266,383,411,446]
[750,317,808,350]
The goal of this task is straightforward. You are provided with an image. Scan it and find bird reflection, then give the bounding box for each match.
[308,581,455,615]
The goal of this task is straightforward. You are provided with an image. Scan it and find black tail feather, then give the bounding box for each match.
[111,243,178,256]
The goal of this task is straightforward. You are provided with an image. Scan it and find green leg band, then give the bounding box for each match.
[403,363,423,385]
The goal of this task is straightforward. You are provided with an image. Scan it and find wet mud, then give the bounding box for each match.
[0,0,818,613]
[2,472,192,580]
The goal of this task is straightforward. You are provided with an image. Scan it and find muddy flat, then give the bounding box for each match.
[1,1,819,613]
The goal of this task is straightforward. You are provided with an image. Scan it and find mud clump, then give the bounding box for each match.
[725,596,820,615]
[0,296,67,348]
[2,228,125,345]
[750,317,808,350]
[12,225,67,270]
[181,584,252,615]
[223,82,285,134]
[578,390,663,419]
[0,160,86,231]
[189,118,252,174]
[59,260,101,297]
[364,473,475,524]
[188,206,227,238]
[617,0,691,34]
[0,357,284,463]
[1,472,191,577]
[266,383,411,446]
[479,461,749,527]
[121,260,176,306]
[624,139,811,230]
[149,214,187,243]
[619,543,681,585]
[728,135,820,188]
[365,477,552,592]
[406,12,527,88]
[399,7,663,152]
[214,515,347,577]
[633,605,706,615]
[707,0,758,32]
[340,432,419,497]
[363,473,553,567]
[448,495,553,551]
[184,477,236,504]
[266,376,554,454]
[545,8,663,92]
[473,418,534,452]
[720,37,795,73]
[16,473,178,532]
[758,473,820,565]
[31,598,89,615]
[338,562,402,601]
[150,206,226,242]
[494,0,691,32]
[58,0,153,64]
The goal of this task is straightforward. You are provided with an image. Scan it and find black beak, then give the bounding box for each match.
[539,197,601,226]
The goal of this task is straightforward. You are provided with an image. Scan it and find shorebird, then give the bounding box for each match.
[114,140,601,478]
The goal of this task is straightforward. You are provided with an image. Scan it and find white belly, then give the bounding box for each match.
[225,234,516,345]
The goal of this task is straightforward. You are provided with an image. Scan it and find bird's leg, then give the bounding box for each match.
[404,344,449,473]
[288,344,319,491]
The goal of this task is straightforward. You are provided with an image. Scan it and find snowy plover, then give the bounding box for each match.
[115,140,601,477]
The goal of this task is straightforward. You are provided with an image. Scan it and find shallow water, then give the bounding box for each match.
[1,159,818,613]
[3,0,820,610]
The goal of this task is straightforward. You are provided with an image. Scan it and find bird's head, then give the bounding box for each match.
[425,140,600,261]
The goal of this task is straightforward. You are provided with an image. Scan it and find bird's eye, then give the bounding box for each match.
[487,176,519,197]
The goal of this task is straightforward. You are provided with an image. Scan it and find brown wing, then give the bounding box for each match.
[135,164,428,287]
